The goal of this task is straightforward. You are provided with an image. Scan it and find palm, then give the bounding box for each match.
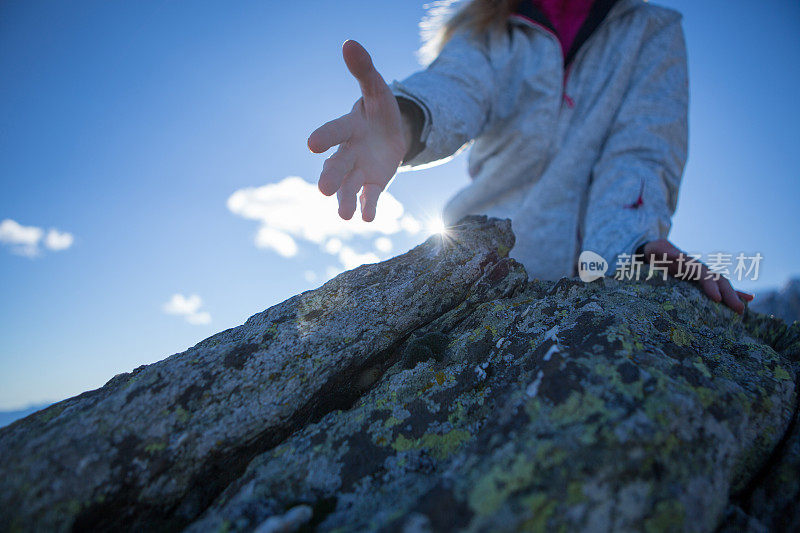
[308,40,408,221]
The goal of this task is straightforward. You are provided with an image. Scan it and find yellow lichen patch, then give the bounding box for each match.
[384,416,401,429]
[524,397,544,420]
[692,358,712,379]
[592,359,644,399]
[373,397,389,410]
[605,324,644,353]
[773,365,792,381]
[391,428,471,460]
[519,492,557,532]
[469,453,538,515]
[551,392,605,426]
[497,243,511,258]
[448,401,468,426]
[670,327,692,347]
[173,406,190,424]
[534,442,568,469]
[644,395,674,427]
[644,500,685,532]
[566,481,585,504]
[271,443,293,458]
[144,441,167,454]
[420,381,435,394]
[694,387,716,408]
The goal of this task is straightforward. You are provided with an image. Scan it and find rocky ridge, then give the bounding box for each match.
[752,277,800,326]
[0,216,798,532]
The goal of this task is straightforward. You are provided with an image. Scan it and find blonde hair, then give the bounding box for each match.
[418,0,521,64]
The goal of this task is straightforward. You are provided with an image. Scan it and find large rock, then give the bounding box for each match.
[0,216,798,532]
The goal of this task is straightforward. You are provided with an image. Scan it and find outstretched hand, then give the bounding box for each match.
[641,238,754,315]
[307,40,411,222]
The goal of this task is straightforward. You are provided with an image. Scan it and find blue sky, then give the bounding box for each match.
[1,0,798,412]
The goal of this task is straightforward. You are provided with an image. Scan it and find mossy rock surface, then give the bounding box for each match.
[0,216,797,532]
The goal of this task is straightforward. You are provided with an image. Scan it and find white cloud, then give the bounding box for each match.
[374,237,392,253]
[0,219,42,246]
[163,294,202,315]
[0,219,42,257]
[185,311,212,325]
[255,227,298,257]
[44,229,74,251]
[338,245,380,270]
[227,176,422,270]
[326,265,344,279]
[163,294,212,325]
[0,219,73,257]
[400,215,422,235]
[324,238,343,254]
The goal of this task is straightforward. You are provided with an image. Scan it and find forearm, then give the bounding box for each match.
[389,31,496,168]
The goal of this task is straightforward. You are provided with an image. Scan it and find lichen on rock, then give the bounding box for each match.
[0,216,797,532]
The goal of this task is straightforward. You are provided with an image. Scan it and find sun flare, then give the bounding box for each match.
[425,216,447,236]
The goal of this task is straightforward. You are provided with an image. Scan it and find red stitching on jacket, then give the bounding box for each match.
[625,179,645,209]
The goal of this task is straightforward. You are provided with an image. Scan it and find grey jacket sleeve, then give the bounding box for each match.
[581,14,689,270]
[390,31,496,169]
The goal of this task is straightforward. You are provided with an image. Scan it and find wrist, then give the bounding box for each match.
[635,241,649,260]
[395,96,424,164]
[400,113,414,161]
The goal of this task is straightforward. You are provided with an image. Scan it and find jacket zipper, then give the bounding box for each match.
[564,6,630,267]
[510,3,634,274]
[509,14,567,104]
[510,2,631,109]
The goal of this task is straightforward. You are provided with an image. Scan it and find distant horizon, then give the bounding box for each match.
[0,401,53,429]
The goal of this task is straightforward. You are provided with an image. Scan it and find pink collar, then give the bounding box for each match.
[531,0,596,59]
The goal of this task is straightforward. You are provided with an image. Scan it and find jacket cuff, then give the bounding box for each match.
[634,241,649,259]
[390,80,434,168]
[396,96,426,165]
[589,227,660,276]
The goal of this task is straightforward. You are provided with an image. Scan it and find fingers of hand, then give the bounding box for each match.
[643,239,685,277]
[319,148,356,196]
[337,168,364,220]
[342,40,387,99]
[736,291,754,302]
[644,238,680,258]
[700,277,722,303]
[359,183,382,222]
[308,113,353,154]
[645,238,748,315]
[717,278,744,314]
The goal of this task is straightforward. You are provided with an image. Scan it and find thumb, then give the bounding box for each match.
[342,40,386,99]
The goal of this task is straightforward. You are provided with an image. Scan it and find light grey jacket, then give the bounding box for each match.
[391,0,688,280]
